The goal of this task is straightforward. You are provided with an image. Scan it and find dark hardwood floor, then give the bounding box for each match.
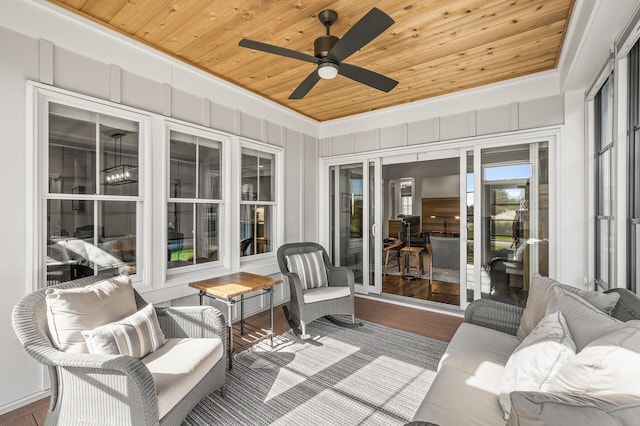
[382,274,461,306]
[0,297,462,426]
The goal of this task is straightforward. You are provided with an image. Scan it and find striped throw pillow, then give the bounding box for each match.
[286,250,328,290]
[82,304,166,358]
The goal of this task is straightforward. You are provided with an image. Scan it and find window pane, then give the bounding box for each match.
[198,141,221,200]
[258,153,275,201]
[634,224,640,292]
[167,202,193,268]
[170,133,197,199]
[195,204,219,263]
[240,204,272,256]
[600,77,613,149]
[46,200,130,284]
[242,148,275,201]
[100,121,139,196]
[598,149,611,216]
[596,219,610,286]
[99,201,137,273]
[634,130,640,218]
[49,104,97,195]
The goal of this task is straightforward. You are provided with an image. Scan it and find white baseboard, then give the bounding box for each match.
[0,390,50,416]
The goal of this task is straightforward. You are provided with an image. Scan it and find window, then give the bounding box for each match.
[400,179,413,215]
[595,74,614,290]
[45,102,143,286]
[240,145,276,256]
[629,42,640,293]
[167,128,223,269]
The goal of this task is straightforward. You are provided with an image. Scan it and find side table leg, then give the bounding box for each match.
[240,294,245,335]
[269,288,274,347]
[227,301,233,370]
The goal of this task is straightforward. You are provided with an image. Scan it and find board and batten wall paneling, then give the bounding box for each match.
[240,111,265,142]
[519,95,564,129]
[476,104,512,136]
[354,129,379,152]
[121,70,164,114]
[380,124,407,149]
[210,102,236,134]
[319,94,564,157]
[171,87,202,124]
[0,26,41,413]
[54,46,110,101]
[303,134,319,241]
[408,117,439,145]
[266,121,284,147]
[332,134,354,156]
[284,128,303,243]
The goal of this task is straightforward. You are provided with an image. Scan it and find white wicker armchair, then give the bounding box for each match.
[12,274,227,426]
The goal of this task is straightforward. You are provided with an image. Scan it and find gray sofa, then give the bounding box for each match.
[411,278,640,425]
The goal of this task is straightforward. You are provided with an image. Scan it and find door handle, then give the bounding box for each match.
[371,223,378,236]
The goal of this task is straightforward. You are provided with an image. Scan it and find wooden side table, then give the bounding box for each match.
[189,272,282,369]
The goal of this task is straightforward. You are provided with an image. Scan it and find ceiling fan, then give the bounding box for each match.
[239,7,399,99]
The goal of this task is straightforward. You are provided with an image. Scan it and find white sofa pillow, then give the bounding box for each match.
[82,304,166,358]
[45,275,137,353]
[549,320,640,397]
[517,274,619,340]
[545,286,622,351]
[500,311,576,420]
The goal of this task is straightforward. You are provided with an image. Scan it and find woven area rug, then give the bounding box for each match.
[184,318,447,425]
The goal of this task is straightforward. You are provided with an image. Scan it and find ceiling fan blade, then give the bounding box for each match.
[289,70,321,99]
[328,7,394,63]
[339,63,398,93]
[239,39,319,64]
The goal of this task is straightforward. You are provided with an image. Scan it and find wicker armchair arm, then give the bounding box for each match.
[464,299,524,336]
[281,271,305,304]
[25,345,158,423]
[155,306,226,341]
[325,265,355,291]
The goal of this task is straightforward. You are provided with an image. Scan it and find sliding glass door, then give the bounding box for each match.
[325,160,382,292]
[321,134,553,310]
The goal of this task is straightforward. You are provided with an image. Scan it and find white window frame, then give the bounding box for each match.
[27,82,151,291]
[238,138,283,269]
[165,120,230,278]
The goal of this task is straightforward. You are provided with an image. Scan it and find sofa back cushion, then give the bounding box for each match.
[517,274,619,340]
[45,274,137,353]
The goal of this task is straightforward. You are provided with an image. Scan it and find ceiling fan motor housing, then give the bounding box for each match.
[314,35,339,59]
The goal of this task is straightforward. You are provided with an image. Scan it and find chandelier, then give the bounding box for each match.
[102,132,137,186]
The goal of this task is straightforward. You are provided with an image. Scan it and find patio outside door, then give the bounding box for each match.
[325,160,381,292]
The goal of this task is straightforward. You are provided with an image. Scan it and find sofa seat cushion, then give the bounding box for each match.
[303,286,351,304]
[439,323,520,381]
[412,366,505,425]
[142,337,224,419]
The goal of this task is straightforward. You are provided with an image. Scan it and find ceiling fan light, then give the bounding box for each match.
[318,63,339,79]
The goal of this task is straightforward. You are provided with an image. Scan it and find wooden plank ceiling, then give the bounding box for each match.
[48,0,574,122]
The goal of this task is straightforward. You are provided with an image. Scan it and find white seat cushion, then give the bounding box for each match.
[412,366,506,425]
[439,323,520,382]
[302,286,351,304]
[142,338,224,419]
